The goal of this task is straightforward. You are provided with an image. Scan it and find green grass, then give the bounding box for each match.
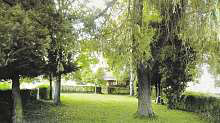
[23,93,208,123]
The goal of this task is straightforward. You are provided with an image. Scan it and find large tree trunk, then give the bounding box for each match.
[11,75,23,123]
[137,63,154,117]
[132,0,154,117]
[49,73,53,100]
[53,74,61,105]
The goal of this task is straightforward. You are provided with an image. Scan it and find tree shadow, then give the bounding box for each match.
[23,99,55,122]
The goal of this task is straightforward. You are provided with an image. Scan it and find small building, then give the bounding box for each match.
[103,72,116,86]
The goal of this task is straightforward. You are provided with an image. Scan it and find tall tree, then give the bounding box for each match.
[99,0,160,116]
[132,0,155,117]
[148,0,220,108]
[43,0,77,105]
[0,1,49,122]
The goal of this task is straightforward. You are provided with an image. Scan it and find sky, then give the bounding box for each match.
[86,0,107,10]
[187,64,220,94]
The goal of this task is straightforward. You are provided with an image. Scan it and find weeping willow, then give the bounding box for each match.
[146,0,220,108]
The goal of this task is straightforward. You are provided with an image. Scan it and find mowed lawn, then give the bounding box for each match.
[23,93,208,123]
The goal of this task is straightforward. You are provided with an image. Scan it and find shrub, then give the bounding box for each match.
[175,92,220,123]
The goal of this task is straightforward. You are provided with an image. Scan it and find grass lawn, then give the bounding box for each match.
[23,93,208,123]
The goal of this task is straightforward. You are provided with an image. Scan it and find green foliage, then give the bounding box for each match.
[68,50,100,83]
[0,2,49,79]
[73,67,106,86]
[94,68,106,86]
[81,68,96,83]
[159,40,198,105]
[99,0,161,88]
[146,1,208,108]
[215,79,220,87]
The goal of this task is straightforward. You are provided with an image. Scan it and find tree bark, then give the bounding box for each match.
[49,73,53,100]
[11,75,23,123]
[130,64,135,96]
[158,80,161,97]
[53,74,61,105]
[132,0,154,117]
[137,63,154,117]
[155,80,162,104]
[155,82,158,99]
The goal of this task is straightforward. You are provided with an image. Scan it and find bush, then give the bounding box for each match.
[175,92,220,123]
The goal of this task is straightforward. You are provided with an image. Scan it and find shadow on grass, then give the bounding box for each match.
[23,100,55,122]
[133,112,158,121]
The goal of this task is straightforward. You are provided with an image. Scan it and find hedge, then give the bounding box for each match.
[61,85,95,93]
[175,92,220,123]
[102,87,129,95]
[0,89,38,122]
[0,82,11,90]
[61,85,130,95]
[37,87,48,100]
[0,86,49,122]
[0,90,12,122]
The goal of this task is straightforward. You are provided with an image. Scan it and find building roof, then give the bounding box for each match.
[103,72,116,81]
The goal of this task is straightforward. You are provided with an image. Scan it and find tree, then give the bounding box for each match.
[0,2,49,122]
[100,0,159,117]
[148,0,220,108]
[99,0,220,116]
[32,0,78,105]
